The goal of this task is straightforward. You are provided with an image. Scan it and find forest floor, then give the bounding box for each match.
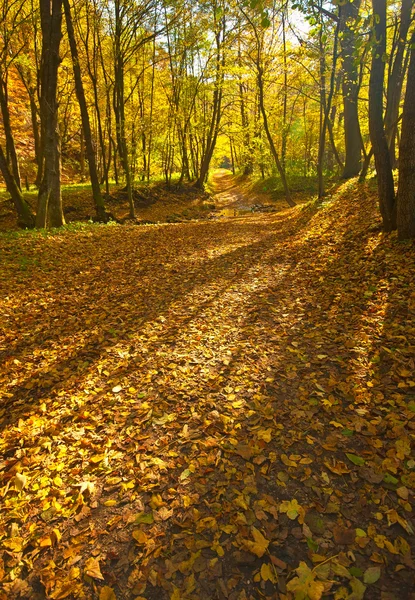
[1,173,415,600]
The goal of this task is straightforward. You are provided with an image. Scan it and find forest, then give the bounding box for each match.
[1,0,415,599]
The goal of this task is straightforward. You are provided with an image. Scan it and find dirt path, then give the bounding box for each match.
[210,170,250,210]
[1,183,414,599]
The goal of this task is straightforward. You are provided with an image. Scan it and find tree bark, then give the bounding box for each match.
[0,76,22,190]
[339,0,363,178]
[369,0,396,232]
[63,0,107,221]
[194,15,226,189]
[36,0,65,228]
[317,16,340,197]
[257,65,294,207]
[397,31,415,240]
[385,0,412,167]
[0,145,35,228]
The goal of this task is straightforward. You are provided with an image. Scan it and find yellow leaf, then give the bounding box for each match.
[3,537,23,552]
[257,429,272,443]
[99,586,116,600]
[39,536,52,547]
[132,530,148,544]
[242,527,269,558]
[286,562,325,600]
[104,500,117,507]
[396,439,411,460]
[13,473,27,491]
[150,494,164,508]
[281,454,297,467]
[232,399,245,408]
[260,562,277,583]
[90,454,106,464]
[85,557,104,580]
[280,499,305,522]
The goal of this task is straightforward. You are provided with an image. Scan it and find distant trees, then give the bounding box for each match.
[0,0,413,236]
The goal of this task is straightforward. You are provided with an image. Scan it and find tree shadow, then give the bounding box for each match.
[1,186,413,599]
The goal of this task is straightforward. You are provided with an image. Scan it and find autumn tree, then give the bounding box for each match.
[368,0,396,232]
[397,29,415,240]
[36,0,65,228]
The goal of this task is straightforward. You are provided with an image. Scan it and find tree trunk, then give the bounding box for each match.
[0,76,22,190]
[369,0,396,231]
[0,145,35,228]
[63,0,107,221]
[36,0,65,228]
[385,0,412,168]
[257,66,294,207]
[317,16,340,197]
[194,24,225,189]
[339,0,363,178]
[397,31,415,240]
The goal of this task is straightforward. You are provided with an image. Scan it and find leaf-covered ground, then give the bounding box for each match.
[1,176,415,600]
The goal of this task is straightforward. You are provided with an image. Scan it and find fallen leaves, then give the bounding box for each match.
[0,179,414,598]
[242,527,269,558]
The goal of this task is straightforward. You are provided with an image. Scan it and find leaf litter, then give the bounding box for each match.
[0,179,414,599]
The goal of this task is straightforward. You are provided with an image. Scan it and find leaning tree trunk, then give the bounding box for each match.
[63,0,107,221]
[36,0,65,228]
[0,76,22,190]
[0,145,35,228]
[397,31,415,240]
[317,16,340,198]
[194,23,225,189]
[368,0,396,232]
[257,66,294,207]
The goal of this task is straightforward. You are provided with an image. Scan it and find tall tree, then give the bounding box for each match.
[194,0,227,189]
[36,0,65,228]
[63,0,107,221]
[384,0,412,167]
[397,30,415,240]
[368,0,396,232]
[339,0,363,179]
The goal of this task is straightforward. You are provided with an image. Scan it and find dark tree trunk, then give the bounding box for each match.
[0,146,35,228]
[397,31,415,240]
[36,0,65,228]
[63,0,107,221]
[0,77,21,190]
[369,0,396,231]
[385,0,412,168]
[339,0,363,178]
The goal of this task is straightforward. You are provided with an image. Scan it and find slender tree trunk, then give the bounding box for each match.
[63,0,107,220]
[369,0,396,231]
[194,23,225,189]
[317,17,340,197]
[257,66,294,207]
[36,0,65,229]
[0,146,35,228]
[0,76,21,190]
[397,31,415,240]
[359,147,374,182]
[113,2,134,217]
[281,11,288,170]
[385,0,412,168]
